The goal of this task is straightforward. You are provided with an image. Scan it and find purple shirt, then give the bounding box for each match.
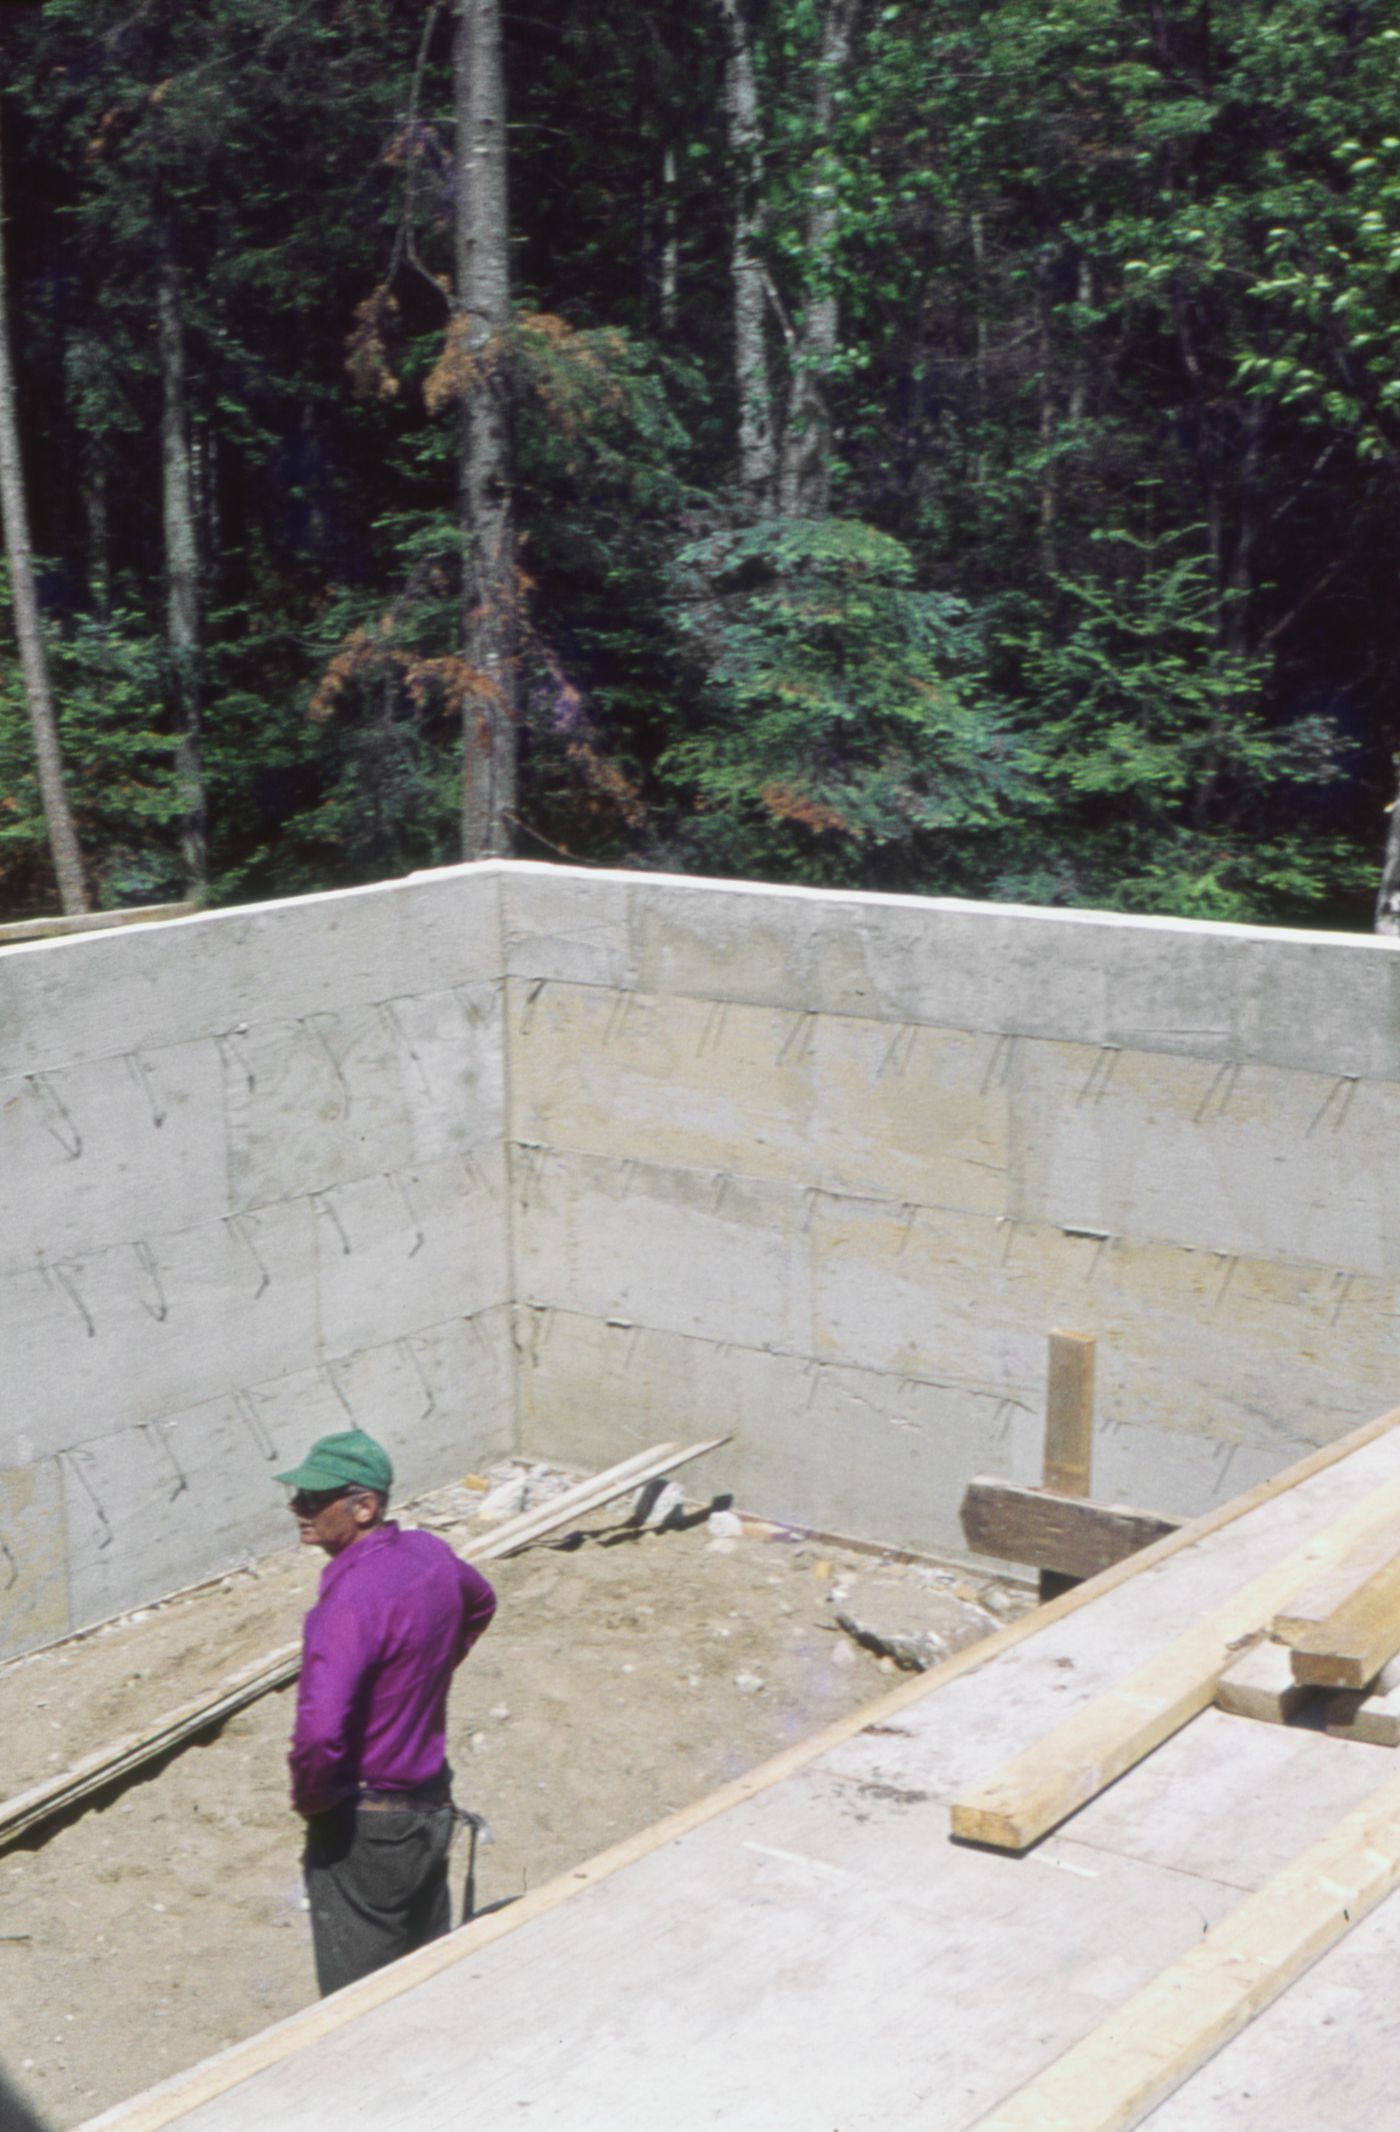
[289,1522,496,1816]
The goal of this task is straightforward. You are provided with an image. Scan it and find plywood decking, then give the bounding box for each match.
[80,1405,1400,2132]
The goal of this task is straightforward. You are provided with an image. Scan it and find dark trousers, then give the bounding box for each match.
[303,1797,455,1996]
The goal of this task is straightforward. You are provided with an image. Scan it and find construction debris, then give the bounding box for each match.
[834,1572,1004,1672]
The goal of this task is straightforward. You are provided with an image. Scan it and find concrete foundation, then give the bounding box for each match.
[0,869,513,1650]
[3,860,1398,1657]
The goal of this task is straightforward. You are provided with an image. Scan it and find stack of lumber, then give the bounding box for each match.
[950,1466,1400,1852]
[1271,1519,1400,1743]
[949,1435,1400,2132]
[1208,1519,1400,1734]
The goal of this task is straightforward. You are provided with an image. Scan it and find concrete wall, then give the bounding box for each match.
[504,866,1400,1555]
[0,869,512,1655]
[5,858,1399,1658]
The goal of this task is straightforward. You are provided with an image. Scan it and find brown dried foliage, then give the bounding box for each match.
[516,313,628,435]
[345,286,402,402]
[308,629,375,723]
[422,314,486,414]
[760,784,855,836]
[309,629,501,730]
[565,739,647,831]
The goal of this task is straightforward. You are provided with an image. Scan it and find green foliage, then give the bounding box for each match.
[1002,526,1360,921]
[1,0,1395,927]
[0,591,183,912]
[661,517,1024,887]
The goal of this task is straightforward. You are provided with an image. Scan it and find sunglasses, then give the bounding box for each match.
[289,1486,354,1518]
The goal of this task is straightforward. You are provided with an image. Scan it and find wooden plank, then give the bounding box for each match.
[1043,1330,1097,1496]
[78,1403,1400,2132]
[1215,1639,1315,1726]
[962,1477,1179,1579]
[967,1759,1400,2132]
[1324,1657,1400,1746]
[950,1465,1400,1852]
[1286,1546,1400,1688]
[1273,1520,1400,1640]
[1040,1330,1097,1601]
[0,1436,728,1853]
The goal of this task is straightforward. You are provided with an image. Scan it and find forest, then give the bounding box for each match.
[1,0,1399,930]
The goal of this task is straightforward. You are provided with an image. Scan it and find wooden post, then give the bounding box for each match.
[1040,1329,1096,1601]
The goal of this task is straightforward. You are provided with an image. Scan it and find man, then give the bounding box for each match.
[277,1427,496,1995]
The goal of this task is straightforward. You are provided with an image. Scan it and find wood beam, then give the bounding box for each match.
[1325,1657,1400,1746]
[1040,1329,1096,1601]
[1285,1544,1400,1687]
[951,1465,1400,1852]
[967,1761,1400,2132]
[1273,1521,1400,1641]
[961,1478,1179,1580]
[1043,1330,1096,1496]
[1215,1638,1314,1726]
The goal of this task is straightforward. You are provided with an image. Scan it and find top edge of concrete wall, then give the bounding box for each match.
[491,856,1395,948]
[4,856,1391,967]
[0,863,503,1078]
[5,858,1399,1083]
[495,861,1400,1082]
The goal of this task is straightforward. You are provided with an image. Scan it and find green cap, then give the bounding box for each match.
[275,1429,393,1496]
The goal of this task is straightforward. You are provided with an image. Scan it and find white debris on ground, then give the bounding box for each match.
[831,1566,1009,1672]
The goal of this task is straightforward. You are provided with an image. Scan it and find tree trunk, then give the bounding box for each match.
[156,238,208,892]
[716,0,775,509]
[970,209,989,523]
[1036,258,1057,575]
[777,0,857,518]
[84,448,111,635]
[1069,251,1093,429]
[0,107,89,914]
[660,142,679,336]
[454,0,516,860]
[1377,764,1400,936]
[1219,402,1266,656]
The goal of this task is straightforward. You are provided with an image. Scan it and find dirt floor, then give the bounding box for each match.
[0,1463,1033,2131]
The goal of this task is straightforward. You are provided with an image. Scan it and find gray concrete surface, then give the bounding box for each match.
[0,868,512,1653]
[4,859,1399,1658]
[502,865,1400,1554]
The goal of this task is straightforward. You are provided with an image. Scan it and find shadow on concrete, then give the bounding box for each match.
[0,2062,52,2132]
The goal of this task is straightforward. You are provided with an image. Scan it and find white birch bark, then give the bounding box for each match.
[0,107,89,914]
[156,242,207,891]
[778,0,857,518]
[716,0,776,508]
[661,143,679,336]
[1377,769,1400,936]
[455,0,516,860]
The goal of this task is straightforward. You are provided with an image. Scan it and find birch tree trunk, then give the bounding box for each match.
[455,0,516,860]
[156,238,208,892]
[778,0,857,518]
[84,448,111,636]
[1377,767,1400,936]
[660,143,679,336]
[0,107,89,914]
[716,0,776,509]
[1036,255,1058,574]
